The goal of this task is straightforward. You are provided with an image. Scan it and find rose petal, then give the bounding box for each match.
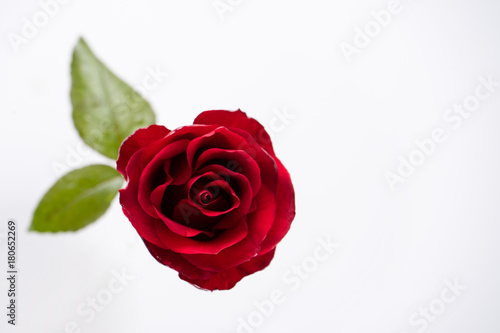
[150,183,170,211]
[186,127,237,166]
[171,199,219,231]
[140,125,217,166]
[195,148,261,195]
[179,249,276,291]
[193,110,274,155]
[154,216,249,255]
[168,153,191,185]
[224,127,278,188]
[143,239,217,280]
[260,156,296,254]
[119,152,167,248]
[117,124,170,179]
[137,139,190,218]
[154,205,215,238]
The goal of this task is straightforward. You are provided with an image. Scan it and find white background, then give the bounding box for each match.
[1,0,500,332]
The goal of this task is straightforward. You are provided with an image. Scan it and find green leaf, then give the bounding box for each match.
[71,37,156,159]
[30,165,123,232]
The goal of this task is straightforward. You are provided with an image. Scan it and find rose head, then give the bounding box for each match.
[117,110,295,290]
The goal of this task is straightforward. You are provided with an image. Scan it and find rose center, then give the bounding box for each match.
[198,190,213,205]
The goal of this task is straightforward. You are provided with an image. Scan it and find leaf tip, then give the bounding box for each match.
[76,36,88,48]
[28,221,38,232]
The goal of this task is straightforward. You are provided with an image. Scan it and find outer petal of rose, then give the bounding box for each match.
[181,183,277,272]
[259,156,295,254]
[120,151,167,248]
[143,238,217,280]
[193,110,275,156]
[139,125,217,165]
[117,124,170,179]
[179,248,276,291]
[120,187,165,248]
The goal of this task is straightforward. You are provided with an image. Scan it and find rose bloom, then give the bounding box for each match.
[117,110,295,290]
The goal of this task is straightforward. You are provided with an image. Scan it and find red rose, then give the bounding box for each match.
[117,110,295,290]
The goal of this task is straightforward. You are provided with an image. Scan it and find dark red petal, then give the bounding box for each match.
[154,216,249,254]
[137,139,190,218]
[143,239,217,280]
[179,249,276,291]
[193,110,274,155]
[171,199,218,230]
[154,205,215,238]
[119,151,166,248]
[195,148,261,195]
[260,157,296,254]
[186,127,237,165]
[167,154,191,185]
[140,125,217,165]
[150,183,170,211]
[215,127,278,191]
[117,124,170,179]
[120,188,166,248]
